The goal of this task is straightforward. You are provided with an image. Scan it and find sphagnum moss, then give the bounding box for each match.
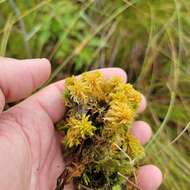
[56,71,145,190]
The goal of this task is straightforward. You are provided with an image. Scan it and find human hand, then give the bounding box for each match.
[0,57,162,190]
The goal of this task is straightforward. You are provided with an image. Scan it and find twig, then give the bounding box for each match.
[118,172,142,190]
[170,122,190,144]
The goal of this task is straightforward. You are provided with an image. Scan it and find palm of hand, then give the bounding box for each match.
[0,105,63,189]
[0,58,162,190]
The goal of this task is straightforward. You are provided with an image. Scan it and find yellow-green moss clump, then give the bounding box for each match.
[56,71,145,190]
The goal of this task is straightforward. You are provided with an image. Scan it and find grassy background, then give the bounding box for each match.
[0,0,190,189]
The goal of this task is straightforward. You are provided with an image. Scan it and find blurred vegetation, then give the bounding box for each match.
[0,0,190,189]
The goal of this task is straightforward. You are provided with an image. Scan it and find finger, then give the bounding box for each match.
[130,121,152,145]
[137,165,162,190]
[0,57,51,103]
[15,68,127,123]
[138,94,147,113]
[99,67,127,81]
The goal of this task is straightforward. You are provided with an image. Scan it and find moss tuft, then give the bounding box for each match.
[57,71,144,189]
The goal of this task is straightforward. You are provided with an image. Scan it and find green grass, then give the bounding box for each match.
[0,0,190,189]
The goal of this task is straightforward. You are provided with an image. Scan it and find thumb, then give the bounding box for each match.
[0,57,51,112]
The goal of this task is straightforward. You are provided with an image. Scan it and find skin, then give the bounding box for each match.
[0,57,162,190]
